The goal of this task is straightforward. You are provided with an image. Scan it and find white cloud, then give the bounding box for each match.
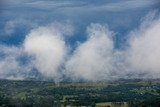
[23,23,72,81]
[65,23,115,81]
[0,45,24,80]
[127,11,160,78]
[4,19,38,36]
[1,10,160,81]
[0,22,73,81]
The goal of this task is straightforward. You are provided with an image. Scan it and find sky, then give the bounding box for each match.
[0,0,160,82]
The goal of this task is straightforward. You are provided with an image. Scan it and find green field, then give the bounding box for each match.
[0,79,160,107]
[96,102,128,107]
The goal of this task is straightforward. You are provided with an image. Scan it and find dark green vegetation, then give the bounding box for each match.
[0,79,160,107]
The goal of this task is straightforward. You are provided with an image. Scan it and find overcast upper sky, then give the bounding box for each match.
[0,0,160,81]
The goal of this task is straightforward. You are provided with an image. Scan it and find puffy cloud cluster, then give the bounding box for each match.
[23,25,68,81]
[65,24,115,81]
[0,11,160,82]
[0,22,73,81]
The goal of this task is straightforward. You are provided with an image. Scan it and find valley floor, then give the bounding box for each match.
[0,79,160,107]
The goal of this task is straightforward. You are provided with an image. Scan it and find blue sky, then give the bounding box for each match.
[1,0,159,47]
[0,0,160,81]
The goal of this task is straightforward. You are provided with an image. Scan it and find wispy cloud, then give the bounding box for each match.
[4,19,38,36]
[60,0,159,12]
[24,0,86,10]
[93,0,159,11]
[0,45,23,80]
[4,0,158,11]
[4,0,86,10]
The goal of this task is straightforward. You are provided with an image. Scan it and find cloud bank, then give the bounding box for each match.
[0,11,160,82]
[126,11,160,78]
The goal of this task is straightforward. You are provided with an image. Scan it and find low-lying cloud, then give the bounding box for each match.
[0,45,29,80]
[23,23,73,82]
[126,10,160,78]
[65,23,115,81]
[0,11,160,82]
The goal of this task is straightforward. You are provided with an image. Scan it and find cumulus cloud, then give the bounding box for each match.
[1,10,160,82]
[0,22,73,81]
[65,23,115,81]
[126,10,160,78]
[23,23,73,82]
